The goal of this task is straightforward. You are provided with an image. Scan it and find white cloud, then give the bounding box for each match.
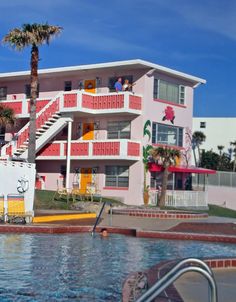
[158,0,236,41]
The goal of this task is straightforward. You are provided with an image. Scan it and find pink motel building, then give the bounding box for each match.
[0,59,211,206]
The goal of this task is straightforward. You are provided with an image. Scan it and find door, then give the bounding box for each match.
[82,122,94,140]
[84,79,96,94]
[80,168,92,193]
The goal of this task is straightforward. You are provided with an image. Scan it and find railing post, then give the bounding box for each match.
[66,120,72,193]
[77,91,82,109]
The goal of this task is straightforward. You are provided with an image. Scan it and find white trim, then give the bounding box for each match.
[0,59,206,85]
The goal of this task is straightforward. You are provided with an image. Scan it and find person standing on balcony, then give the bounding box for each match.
[122,79,131,91]
[123,79,136,92]
[114,77,122,92]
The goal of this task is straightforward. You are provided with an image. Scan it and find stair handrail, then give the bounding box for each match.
[136,258,217,302]
[1,91,63,156]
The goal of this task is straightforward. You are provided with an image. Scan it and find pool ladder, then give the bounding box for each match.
[91,201,107,236]
[136,258,218,302]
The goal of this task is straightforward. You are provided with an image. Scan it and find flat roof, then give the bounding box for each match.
[0,59,206,85]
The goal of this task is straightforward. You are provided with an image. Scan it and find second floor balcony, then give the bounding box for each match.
[1,91,142,118]
[36,139,141,161]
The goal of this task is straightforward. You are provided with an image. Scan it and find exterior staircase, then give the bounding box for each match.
[1,92,72,159]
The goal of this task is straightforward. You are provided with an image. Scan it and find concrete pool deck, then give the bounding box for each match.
[174,268,236,302]
[0,209,235,243]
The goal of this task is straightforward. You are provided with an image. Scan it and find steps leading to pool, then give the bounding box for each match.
[111,208,208,219]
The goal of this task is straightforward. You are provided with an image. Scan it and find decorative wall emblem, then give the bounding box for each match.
[162,106,175,124]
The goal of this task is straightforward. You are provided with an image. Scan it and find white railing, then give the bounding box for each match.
[165,190,208,207]
[150,190,208,208]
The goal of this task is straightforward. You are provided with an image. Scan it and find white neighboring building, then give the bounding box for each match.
[192,117,236,154]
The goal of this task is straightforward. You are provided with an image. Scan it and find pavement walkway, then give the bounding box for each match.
[174,268,236,302]
[99,211,236,232]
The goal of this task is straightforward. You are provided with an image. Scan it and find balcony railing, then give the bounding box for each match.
[36,139,141,160]
[1,91,142,117]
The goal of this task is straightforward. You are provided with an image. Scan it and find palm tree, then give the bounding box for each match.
[230,141,236,172]
[142,120,152,205]
[2,23,62,163]
[0,105,15,147]
[217,145,224,170]
[0,105,15,127]
[192,131,206,166]
[150,146,181,207]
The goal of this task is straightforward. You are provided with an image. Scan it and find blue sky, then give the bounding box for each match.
[0,0,235,117]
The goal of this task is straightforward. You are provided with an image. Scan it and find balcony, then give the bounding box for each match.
[1,91,142,117]
[36,139,141,160]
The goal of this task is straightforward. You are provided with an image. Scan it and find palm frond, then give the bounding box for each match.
[143,119,151,141]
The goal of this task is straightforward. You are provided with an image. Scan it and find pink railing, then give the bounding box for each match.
[36,140,141,159]
[35,98,60,129]
[3,101,23,115]
[93,142,120,156]
[64,142,89,156]
[129,95,142,110]
[27,99,51,113]
[82,94,125,109]
[127,142,140,156]
[37,143,61,156]
[15,97,60,149]
[6,145,12,156]
[63,93,77,108]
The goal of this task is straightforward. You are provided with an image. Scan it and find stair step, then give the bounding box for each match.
[52,113,61,117]
[39,127,47,132]
[48,117,58,122]
[42,124,50,129]
[14,150,24,155]
[45,121,54,125]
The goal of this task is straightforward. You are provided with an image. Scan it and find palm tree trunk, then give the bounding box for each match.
[193,147,197,166]
[28,44,38,164]
[159,167,169,207]
[233,156,236,172]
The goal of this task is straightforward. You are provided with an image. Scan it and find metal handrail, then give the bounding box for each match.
[91,201,106,236]
[136,258,218,302]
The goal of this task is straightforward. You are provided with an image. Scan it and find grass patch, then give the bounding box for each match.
[34,189,124,210]
[163,204,236,218]
[208,204,236,218]
[34,189,69,210]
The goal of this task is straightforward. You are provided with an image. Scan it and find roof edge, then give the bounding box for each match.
[0,59,206,84]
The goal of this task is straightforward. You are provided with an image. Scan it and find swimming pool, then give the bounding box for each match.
[0,233,236,301]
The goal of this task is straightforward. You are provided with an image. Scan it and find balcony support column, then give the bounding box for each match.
[66,120,72,192]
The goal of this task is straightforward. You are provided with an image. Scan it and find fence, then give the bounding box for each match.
[149,190,207,208]
[192,171,236,188]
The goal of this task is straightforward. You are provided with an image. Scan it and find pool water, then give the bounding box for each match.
[0,233,236,301]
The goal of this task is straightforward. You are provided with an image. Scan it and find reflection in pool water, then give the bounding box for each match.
[0,233,236,301]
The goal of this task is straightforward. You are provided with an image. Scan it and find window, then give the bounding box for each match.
[108,75,133,92]
[107,121,131,139]
[153,79,185,105]
[25,84,39,98]
[152,122,183,147]
[105,166,129,188]
[0,87,7,100]
[64,81,72,91]
[200,122,206,128]
[150,172,174,190]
